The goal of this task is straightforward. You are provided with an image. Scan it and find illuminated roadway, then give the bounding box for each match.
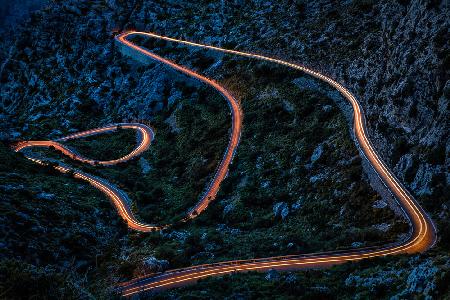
[14,30,437,297]
[14,119,239,232]
[114,31,437,297]
[13,123,171,231]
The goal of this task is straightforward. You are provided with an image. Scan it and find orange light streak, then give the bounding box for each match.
[113,31,436,296]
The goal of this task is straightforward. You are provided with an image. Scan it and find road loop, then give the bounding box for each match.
[14,123,170,231]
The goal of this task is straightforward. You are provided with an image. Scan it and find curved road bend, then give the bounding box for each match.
[114,31,437,297]
[13,123,170,231]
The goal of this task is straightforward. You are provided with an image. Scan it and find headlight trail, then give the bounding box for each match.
[14,123,170,231]
[12,30,436,298]
[112,31,436,297]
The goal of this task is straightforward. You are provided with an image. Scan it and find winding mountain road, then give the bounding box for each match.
[14,123,170,231]
[13,30,437,297]
[114,31,437,297]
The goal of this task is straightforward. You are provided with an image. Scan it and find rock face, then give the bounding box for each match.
[345,269,403,292]
[404,260,438,296]
[117,65,168,119]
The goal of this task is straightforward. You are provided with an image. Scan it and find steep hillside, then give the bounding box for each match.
[0,0,448,299]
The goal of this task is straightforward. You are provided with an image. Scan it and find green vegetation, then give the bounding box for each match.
[64,128,137,161]
[0,142,126,299]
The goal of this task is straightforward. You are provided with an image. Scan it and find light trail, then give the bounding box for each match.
[113,31,437,297]
[12,30,436,297]
[15,124,151,166]
[13,123,171,231]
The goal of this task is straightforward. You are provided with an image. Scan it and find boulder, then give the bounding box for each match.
[372,200,388,209]
[36,192,56,201]
[310,144,323,163]
[273,202,289,219]
[139,257,169,274]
